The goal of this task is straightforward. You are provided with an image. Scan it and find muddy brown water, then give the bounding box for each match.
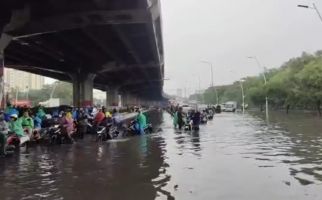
[0,111,322,200]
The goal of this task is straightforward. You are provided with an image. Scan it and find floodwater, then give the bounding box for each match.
[1,111,322,200]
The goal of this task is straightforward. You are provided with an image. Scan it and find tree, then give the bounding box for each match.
[189,50,322,112]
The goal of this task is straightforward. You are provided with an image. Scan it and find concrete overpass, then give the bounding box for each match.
[0,0,164,107]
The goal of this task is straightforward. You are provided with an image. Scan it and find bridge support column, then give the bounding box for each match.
[121,92,128,107]
[119,92,129,108]
[0,53,4,108]
[0,33,12,108]
[106,87,119,108]
[128,95,138,106]
[72,73,96,107]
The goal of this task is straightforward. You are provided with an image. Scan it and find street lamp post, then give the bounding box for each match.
[50,82,58,99]
[239,79,245,115]
[298,3,322,24]
[247,56,269,120]
[229,70,246,114]
[15,87,19,104]
[200,60,219,105]
[26,86,29,101]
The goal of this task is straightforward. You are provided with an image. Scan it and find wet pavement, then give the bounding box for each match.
[1,111,322,200]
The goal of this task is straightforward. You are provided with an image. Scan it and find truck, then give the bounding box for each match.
[222,101,237,112]
[39,98,60,107]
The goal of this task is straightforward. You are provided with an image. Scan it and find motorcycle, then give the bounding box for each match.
[41,125,63,145]
[96,126,109,142]
[200,114,208,124]
[184,117,192,131]
[126,120,153,136]
[109,125,120,138]
[184,120,199,131]
[184,122,192,131]
[6,133,30,152]
[96,123,118,142]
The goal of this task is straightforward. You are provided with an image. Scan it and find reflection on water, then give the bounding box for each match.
[1,111,322,200]
[249,111,322,186]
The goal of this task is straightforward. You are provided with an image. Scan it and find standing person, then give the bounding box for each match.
[0,112,9,156]
[176,107,184,130]
[286,104,290,115]
[77,111,88,138]
[192,110,201,130]
[173,109,178,128]
[135,109,147,135]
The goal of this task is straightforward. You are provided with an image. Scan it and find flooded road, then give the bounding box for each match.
[1,111,322,200]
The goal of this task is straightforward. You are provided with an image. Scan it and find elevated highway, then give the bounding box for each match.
[0,0,164,107]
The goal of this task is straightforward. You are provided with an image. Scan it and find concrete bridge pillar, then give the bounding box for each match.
[106,87,119,108]
[72,73,96,107]
[132,96,137,106]
[0,33,12,108]
[121,92,129,107]
[0,53,4,108]
[129,95,138,106]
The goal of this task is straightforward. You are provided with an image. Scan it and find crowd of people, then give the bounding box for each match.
[0,103,149,157]
[171,105,215,131]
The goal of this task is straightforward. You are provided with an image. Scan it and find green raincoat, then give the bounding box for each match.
[9,118,25,137]
[21,116,34,129]
[173,112,178,127]
[136,113,147,128]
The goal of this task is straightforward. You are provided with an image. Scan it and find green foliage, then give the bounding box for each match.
[203,88,217,104]
[190,51,322,110]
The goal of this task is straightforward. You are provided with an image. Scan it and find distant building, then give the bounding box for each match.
[176,89,183,98]
[4,68,45,91]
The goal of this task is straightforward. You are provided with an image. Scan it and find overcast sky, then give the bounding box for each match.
[161,0,322,95]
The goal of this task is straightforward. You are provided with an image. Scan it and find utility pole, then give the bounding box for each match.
[239,80,245,115]
[248,56,269,120]
[201,60,219,105]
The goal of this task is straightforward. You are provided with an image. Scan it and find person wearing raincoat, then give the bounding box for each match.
[177,107,184,130]
[36,107,46,120]
[135,109,147,135]
[8,114,25,137]
[173,107,184,130]
[21,111,34,137]
[5,103,19,122]
[173,110,178,128]
[0,112,9,156]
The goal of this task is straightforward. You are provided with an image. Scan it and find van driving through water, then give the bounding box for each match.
[222,101,237,112]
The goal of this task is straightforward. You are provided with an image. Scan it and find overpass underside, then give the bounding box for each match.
[0,0,164,107]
